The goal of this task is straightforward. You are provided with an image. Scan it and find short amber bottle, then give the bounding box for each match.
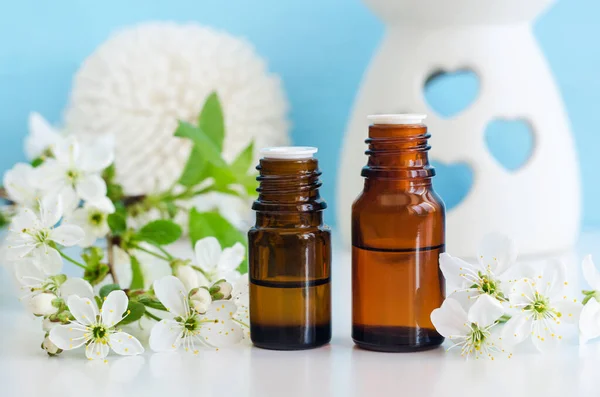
[352,114,445,352]
[249,147,332,350]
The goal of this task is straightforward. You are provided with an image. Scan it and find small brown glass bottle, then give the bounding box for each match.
[352,114,445,352]
[249,147,331,350]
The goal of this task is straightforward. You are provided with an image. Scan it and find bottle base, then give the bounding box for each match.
[251,324,331,351]
[352,325,444,353]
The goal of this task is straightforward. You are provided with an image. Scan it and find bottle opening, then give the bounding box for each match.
[368,114,427,125]
[260,146,318,159]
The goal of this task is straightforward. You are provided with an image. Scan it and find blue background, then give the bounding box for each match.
[0,0,598,227]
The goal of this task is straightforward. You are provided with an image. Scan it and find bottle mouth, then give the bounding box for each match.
[260,146,318,160]
[367,114,427,125]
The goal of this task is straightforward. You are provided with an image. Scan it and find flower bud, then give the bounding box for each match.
[174,264,198,292]
[42,318,59,332]
[211,280,233,300]
[190,288,211,314]
[42,336,61,356]
[28,293,59,316]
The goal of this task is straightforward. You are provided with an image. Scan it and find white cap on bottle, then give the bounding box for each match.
[367,114,427,125]
[260,146,318,159]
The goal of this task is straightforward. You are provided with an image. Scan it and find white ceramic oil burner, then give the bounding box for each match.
[338,0,580,257]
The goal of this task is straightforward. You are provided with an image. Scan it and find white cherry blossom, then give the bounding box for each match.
[65,197,115,247]
[34,135,114,211]
[502,259,581,352]
[440,233,517,305]
[579,255,600,343]
[149,276,242,354]
[6,196,84,274]
[194,237,245,284]
[3,163,43,210]
[16,259,93,313]
[25,112,63,160]
[431,294,505,360]
[49,291,144,360]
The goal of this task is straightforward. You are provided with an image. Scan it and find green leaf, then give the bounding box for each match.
[230,141,254,176]
[189,209,247,273]
[129,255,144,290]
[0,211,9,229]
[178,146,209,187]
[99,284,121,299]
[107,210,127,236]
[198,92,225,151]
[174,121,226,167]
[31,157,44,168]
[136,220,182,245]
[118,301,145,325]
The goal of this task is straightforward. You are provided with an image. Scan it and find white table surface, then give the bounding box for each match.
[2,231,600,397]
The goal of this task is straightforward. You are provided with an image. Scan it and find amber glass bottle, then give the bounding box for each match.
[352,114,445,352]
[249,147,331,350]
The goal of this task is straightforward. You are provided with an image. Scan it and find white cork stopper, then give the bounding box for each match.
[368,114,427,125]
[260,146,318,159]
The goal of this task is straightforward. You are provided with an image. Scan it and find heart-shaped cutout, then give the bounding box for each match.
[424,69,480,118]
[431,160,473,211]
[484,118,535,171]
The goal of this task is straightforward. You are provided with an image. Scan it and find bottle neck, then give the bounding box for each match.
[252,157,326,227]
[361,123,435,180]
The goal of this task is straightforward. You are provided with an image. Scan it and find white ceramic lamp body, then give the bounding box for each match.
[338,0,581,257]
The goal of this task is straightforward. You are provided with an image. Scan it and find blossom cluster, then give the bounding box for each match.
[1,93,255,361]
[432,233,600,359]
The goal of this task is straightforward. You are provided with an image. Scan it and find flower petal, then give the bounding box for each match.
[67,295,98,326]
[32,245,63,275]
[531,320,560,353]
[439,253,476,289]
[3,163,36,205]
[194,237,222,272]
[26,112,61,160]
[9,207,39,233]
[153,276,188,317]
[174,264,199,292]
[109,332,145,356]
[50,224,85,247]
[467,294,504,327]
[430,298,469,338]
[86,340,110,360]
[508,278,535,306]
[101,290,129,327]
[76,174,107,202]
[53,136,80,164]
[202,319,243,348]
[445,289,480,310]
[477,233,517,276]
[201,300,239,322]
[15,260,46,287]
[49,323,87,350]
[60,277,94,300]
[580,299,600,344]
[501,313,531,347]
[582,255,600,291]
[553,300,581,324]
[217,243,245,273]
[39,194,63,228]
[78,137,114,173]
[149,319,183,352]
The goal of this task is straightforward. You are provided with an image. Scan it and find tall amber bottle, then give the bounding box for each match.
[352,114,445,352]
[249,147,331,350]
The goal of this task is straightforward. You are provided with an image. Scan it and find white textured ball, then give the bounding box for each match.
[65,22,290,194]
